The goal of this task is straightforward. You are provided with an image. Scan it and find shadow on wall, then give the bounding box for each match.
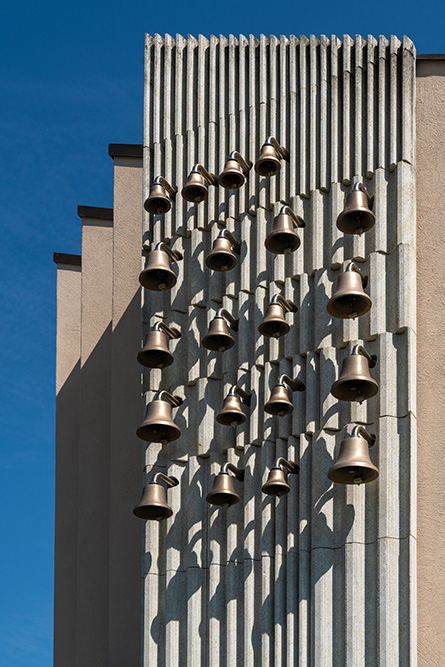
[55,290,143,667]
[146,428,356,666]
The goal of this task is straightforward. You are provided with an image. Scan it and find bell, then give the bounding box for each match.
[265,209,301,254]
[136,397,181,443]
[206,233,238,272]
[328,432,379,485]
[255,143,281,176]
[337,183,375,235]
[217,394,246,426]
[182,170,208,202]
[133,482,173,521]
[139,248,177,291]
[202,316,234,352]
[261,467,290,497]
[264,383,294,416]
[331,350,379,403]
[259,303,289,338]
[182,164,217,203]
[137,330,172,368]
[327,264,372,319]
[143,177,176,215]
[218,157,246,189]
[206,472,240,508]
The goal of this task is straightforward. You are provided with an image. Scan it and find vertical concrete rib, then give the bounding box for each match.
[142,33,417,666]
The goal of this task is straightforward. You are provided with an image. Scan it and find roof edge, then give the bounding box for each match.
[77,206,114,221]
[53,252,82,266]
[417,54,445,60]
[108,144,143,158]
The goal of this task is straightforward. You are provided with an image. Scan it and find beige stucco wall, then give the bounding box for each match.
[54,152,143,667]
[54,261,81,666]
[416,59,445,666]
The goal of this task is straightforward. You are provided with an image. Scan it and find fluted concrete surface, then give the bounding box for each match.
[141,34,416,666]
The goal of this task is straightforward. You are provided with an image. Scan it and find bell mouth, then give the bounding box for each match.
[206,252,237,272]
[331,378,379,402]
[327,293,372,319]
[182,185,207,202]
[328,464,379,485]
[139,268,176,291]
[144,197,171,215]
[202,334,234,352]
[206,492,239,508]
[218,172,245,189]
[262,484,290,497]
[216,412,246,426]
[337,210,375,235]
[255,159,280,177]
[258,321,290,338]
[137,349,173,369]
[136,422,181,444]
[133,503,173,521]
[264,402,293,416]
[265,232,300,254]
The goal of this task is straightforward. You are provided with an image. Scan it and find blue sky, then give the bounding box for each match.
[0,0,443,664]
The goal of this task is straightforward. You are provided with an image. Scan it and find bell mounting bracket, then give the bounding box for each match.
[264,136,290,162]
[227,150,253,174]
[352,344,377,368]
[346,262,368,289]
[227,384,251,406]
[191,163,218,187]
[352,181,374,210]
[215,308,239,331]
[151,472,179,487]
[271,294,298,313]
[156,390,184,408]
[153,241,183,263]
[274,457,300,475]
[278,374,306,393]
[152,175,177,198]
[216,227,241,254]
[351,425,376,447]
[222,462,245,481]
[153,321,181,339]
[278,205,306,229]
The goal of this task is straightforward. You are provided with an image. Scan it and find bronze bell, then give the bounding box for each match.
[206,463,244,508]
[143,176,176,215]
[336,182,375,235]
[262,458,300,497]
[133,473,179,521]
[202,309,238,352]
[218,151,252,189]
[328,425,379,485]
[205,230,240,272]
[264,374,306,416]
[139,242,183,291]
[216,385,251,427]
[258,294,298,338]
[137,322,181,369]
[331,345,379,403]
[182,164,218,202]
[136,391,183,443]
[254,136,290,177]
[265,205,306,254]
[327,262,372,319]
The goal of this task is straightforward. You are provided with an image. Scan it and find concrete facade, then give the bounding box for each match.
[53,40,445,667]
[141,34,416,666]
